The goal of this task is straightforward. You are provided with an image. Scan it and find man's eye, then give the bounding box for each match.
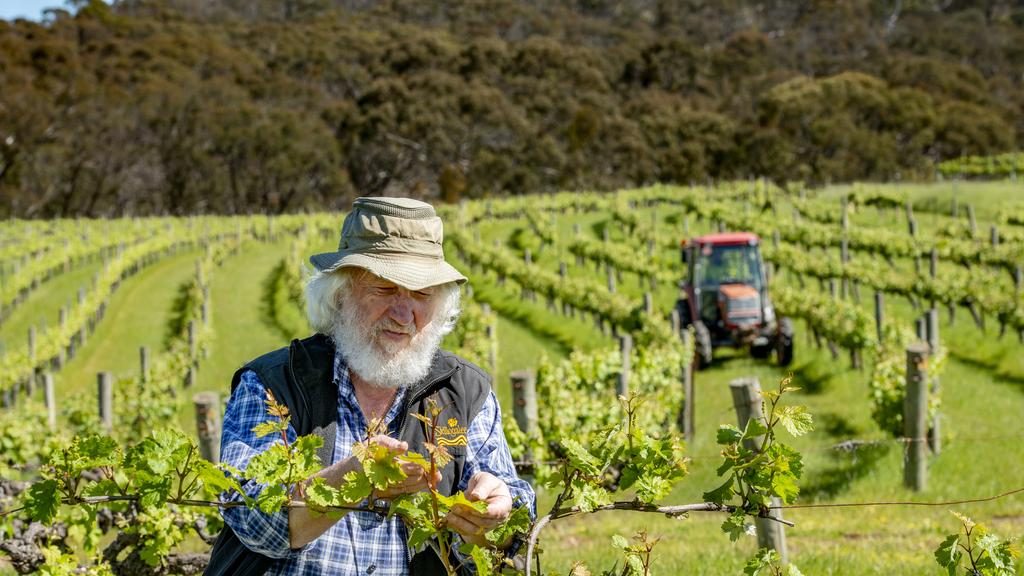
[375,287,397,296]
[415,291,433,298]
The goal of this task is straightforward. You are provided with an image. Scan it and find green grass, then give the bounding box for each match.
[492,313,565,411]
[180,240,292,431]
[0,259,102,355]
[56,249,201,402]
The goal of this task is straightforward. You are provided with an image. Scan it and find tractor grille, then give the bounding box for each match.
[726,295,761,326]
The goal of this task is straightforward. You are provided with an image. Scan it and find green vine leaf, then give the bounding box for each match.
[256,484,288,514]
[24,479,60,524]
[776,406,814,437]
[717,425,743,446]
[485,504,531,546]
[722,509,749,542]
[933,534,961,576]
[336,470,373,504]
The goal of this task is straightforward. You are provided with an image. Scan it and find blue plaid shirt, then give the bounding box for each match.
[220,351,536,576]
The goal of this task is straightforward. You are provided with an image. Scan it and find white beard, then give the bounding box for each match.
[331,298,445,389]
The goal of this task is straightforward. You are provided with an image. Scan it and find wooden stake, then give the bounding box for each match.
[904,344,929,491]
[926,308,941,455]
[617,335,632,397]
[98,372,113,433]
[729,378,787,561]
[44,373,56,430]
[140,346,150,383]
[510,371,539,437]
[681,330,694,443]
[874,291,884,343]
[193,392,221,463]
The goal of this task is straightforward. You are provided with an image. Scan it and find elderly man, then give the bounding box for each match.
[207,197,535,576]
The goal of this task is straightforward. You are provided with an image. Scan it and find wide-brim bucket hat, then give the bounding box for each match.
[310,196,467,291]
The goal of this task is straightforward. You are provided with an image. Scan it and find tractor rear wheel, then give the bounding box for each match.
[776,317,795,367]
[693,320,713,369]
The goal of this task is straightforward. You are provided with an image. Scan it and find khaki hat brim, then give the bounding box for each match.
[310,251,467,291]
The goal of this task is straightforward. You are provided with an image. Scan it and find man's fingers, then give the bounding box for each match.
[446,509,488,535]
[466,472,505,501]
[369,435,408,453]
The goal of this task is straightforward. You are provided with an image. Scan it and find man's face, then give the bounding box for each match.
[333,270,450,389]
[349,273,439,353]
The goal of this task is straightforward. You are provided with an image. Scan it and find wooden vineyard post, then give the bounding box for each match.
[643,292,654,316]
[874,291,885,343]
[185,321,197,388]
[98,372,113,434]
[193,392,221,463]
[522,250,532,301]
[78,287,88,347]
[926,309,941,455]
[967,204,977,238]
[929,249,938,310]
[559,263,573,317]
[56,307,67,368]
[729,378,788,562]
[1017,267,1024,342]
[482,303,498,381]
[607,265,616,294]
[840,236,849,299]
[617,335,632,397]
[511,370,539,470]
[904,344,929,491]
[140,346,150,383]
[201,286,210,326]
[28,325,36,366]
[44,373,56,431]
[681,330,694,443]
[990,225,999,248]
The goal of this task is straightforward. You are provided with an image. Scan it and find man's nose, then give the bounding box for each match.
[388,296,414,325]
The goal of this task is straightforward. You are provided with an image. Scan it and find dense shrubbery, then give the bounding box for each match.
[0,0,1021,217]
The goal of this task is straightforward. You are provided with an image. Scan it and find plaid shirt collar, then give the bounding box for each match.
[331,348,409,437]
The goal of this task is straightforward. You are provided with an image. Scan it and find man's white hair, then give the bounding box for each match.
[305,268,461,336]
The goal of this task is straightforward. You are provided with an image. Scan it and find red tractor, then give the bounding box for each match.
[675,232,794,368]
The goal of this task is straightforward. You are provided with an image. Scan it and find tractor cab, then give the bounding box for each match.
[677,232,793,368]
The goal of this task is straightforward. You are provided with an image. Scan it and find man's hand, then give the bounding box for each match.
[362,435,441,499]
[445,471,513,547]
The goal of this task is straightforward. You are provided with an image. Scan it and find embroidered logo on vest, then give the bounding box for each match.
[436,417,468,447]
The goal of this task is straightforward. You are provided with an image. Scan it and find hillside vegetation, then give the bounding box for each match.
[1,0,1022,217]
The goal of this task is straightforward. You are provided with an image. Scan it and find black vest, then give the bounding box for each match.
[205,334,492,576]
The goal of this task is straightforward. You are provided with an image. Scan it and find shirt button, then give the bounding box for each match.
[367,564,376,574]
